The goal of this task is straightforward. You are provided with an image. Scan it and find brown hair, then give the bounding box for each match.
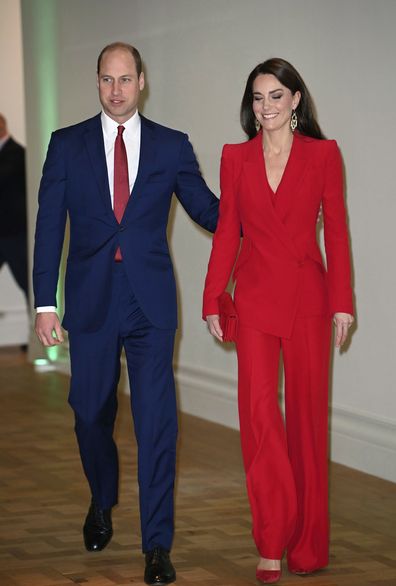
[97,42,142,76]
[240,57,325,140]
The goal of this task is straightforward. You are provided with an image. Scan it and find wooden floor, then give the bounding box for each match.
[0,347,395,586]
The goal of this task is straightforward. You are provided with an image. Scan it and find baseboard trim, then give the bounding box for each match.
[175,363,396,483]
[0,308,29,346]
[176,363,240,429]
[49,357,396,483]
[330,405,396,482]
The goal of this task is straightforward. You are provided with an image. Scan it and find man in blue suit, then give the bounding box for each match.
[33,42,218,585]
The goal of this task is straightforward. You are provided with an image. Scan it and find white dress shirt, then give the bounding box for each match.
[37,110,141,314]
[101,109,141,206]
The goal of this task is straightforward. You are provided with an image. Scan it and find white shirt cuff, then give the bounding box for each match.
[36,306,57,313]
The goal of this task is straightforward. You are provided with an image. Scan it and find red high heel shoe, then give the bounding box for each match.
[256,568,281,584]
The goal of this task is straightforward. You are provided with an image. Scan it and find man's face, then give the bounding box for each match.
[97,49,144,124]
[0,116,7,139]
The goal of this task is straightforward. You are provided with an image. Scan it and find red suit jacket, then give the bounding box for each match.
[203,131,354,339]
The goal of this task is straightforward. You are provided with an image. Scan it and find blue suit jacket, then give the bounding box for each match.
[33,114,219,332]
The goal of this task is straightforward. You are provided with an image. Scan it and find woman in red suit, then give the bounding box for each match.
[203,58,354,584]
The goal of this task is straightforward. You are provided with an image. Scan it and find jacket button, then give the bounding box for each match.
[119,225,125,232]
[298,260,305,267]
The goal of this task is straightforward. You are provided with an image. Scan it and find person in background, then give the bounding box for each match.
[0,114,29,306]
[33,42,218,585]
[203,58,354,584]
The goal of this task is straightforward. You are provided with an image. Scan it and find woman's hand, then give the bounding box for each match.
[333,312,354,348]
[206,315,223,342]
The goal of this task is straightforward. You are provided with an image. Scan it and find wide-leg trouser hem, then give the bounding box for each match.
[236,317,331,567]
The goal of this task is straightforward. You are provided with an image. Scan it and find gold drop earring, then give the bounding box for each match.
[255,119,261,132]
[290,109,298,132]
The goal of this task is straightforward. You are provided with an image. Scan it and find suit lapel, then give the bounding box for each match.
[83,114,157,223]
[243,133,303,261]
[131,116,156,191]
[273,132,309,221]
[0,137,16,160]
[118,115,157,222]
[83,114,114,218]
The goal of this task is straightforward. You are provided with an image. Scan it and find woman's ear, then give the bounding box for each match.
[293,90,301,110]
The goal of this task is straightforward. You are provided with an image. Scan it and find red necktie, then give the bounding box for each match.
[113,125,129,260]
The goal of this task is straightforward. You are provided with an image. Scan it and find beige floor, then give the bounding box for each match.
[0,346,395,586]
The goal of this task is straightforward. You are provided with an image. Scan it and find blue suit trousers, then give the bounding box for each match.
[68,262,177,552]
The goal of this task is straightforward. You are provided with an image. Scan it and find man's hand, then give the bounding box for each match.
[35,312,64,346]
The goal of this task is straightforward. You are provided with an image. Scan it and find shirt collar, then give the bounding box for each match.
[101,110,140,139]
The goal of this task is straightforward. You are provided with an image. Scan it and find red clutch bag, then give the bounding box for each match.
[218,292,238,342]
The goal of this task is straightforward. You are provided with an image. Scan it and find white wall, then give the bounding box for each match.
[22,0,396,481]
[0,0,28,346]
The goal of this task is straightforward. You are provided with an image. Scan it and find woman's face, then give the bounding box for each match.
[252,73,300,133]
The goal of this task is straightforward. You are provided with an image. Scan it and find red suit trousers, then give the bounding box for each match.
[236,316,331,571]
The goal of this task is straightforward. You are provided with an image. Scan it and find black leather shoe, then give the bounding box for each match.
[144,547,176,585]
[83,499,113,552]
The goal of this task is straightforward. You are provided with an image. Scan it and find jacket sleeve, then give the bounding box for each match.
[202,145,241,318]
[174,134,219,233]
[33,132,67,308]
[322,140,354,315]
